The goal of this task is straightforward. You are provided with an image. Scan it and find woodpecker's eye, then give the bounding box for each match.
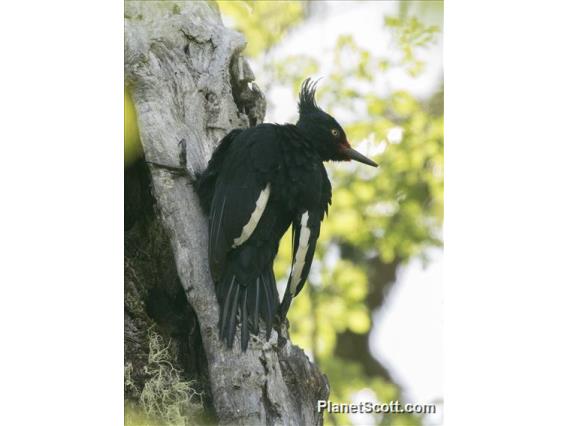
[331,129,339,137]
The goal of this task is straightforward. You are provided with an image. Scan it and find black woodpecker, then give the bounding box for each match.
[195,78,377,351]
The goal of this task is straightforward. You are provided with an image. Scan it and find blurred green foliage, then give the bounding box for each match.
[385,16,440,76]
[220,2,443,426]
[125,87,143,167]
[217,1,305,57]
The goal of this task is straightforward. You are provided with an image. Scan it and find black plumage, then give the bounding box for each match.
[195,78,377,351]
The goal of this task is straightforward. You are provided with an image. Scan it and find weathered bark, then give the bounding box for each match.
[125,2,328,425]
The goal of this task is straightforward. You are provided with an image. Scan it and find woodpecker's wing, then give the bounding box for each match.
[207,126,280,282]
[279,209,322,317]
[279,165,331,317]
[195,129,245,215]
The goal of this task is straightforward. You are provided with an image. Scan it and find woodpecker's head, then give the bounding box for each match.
[296,78,377,167]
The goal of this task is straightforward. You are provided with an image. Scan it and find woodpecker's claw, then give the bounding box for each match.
[178,139,188,169]
[146,160,189,176]
[145,139,191,177]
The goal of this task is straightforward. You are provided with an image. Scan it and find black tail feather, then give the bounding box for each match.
[227,284,240,347]
[253,278,260,334]
[240,287,249,351]
[220,276,235,338]
[217,266,279,350]
[260,274,273,340]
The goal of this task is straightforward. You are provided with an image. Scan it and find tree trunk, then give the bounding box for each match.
[124,2,329,425]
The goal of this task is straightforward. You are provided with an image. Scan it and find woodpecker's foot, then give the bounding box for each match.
[275,315,290,348]
[178,139,188,170]
[275,303,290,331]
[146,139,193,179]
[146,160,189,177]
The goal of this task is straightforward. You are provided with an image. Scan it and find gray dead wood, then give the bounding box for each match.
[124,2,329,425]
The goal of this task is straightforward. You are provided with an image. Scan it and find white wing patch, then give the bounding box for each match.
[290,211,310,295]
[232,183,271,248]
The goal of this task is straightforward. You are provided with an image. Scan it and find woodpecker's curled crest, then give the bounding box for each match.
[195,77,377,351]
[298,78,323,115]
